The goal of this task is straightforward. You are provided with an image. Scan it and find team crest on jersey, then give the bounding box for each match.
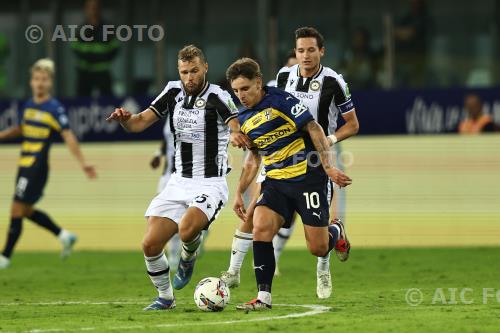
[195,98,206,108]
[309,80,321,91]
[264,110,271,120]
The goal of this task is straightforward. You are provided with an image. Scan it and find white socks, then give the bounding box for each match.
[317,252,331,272]
[228,229,253,275]
[58,229,72,243]
[181,233,202,261]
[258,291,272,305]
[145,252,173,300]
[272,225,295,264]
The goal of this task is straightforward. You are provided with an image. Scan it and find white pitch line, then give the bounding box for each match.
[0,302,331,333]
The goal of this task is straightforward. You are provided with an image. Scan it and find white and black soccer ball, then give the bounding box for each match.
[193,277,230,312]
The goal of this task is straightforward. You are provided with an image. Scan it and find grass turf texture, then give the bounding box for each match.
[1,248,500,333]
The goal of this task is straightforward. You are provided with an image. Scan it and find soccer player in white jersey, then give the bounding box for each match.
[106,45,250,310]
[221,27,359,299]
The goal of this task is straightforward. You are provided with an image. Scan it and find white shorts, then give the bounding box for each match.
[145,173,228,226]
[157,169,173,193]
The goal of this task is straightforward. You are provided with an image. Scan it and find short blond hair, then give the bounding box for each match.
[31,58,55,77]
[178,45,206,63]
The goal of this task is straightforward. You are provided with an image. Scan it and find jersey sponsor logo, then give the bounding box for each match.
[254,126,292,148]
[195,98,206,108]
[290,103,308,118]
[310,80,321,91]
[292,91,315,100]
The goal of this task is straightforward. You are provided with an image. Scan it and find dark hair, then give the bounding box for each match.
[226,57,263,82]
[286,49,296,61]
[178,44,206,63]
[295,27,324,49]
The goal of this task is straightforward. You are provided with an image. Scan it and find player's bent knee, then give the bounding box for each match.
[252,224,274,241]
[178,224,200,243]
[308,243,329,257]
[142,238,163,257]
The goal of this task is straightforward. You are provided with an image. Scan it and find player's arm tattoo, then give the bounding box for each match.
[304,120,335,170]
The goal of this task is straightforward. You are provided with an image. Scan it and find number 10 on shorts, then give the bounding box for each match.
[303,192,320,209]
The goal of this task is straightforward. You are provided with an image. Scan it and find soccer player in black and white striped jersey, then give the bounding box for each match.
[221,27,359,300]
[106,45,250,310]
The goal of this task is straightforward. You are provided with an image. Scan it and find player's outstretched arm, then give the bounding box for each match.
[234,149,261,222]
[305,120,352,188]
[60,129,97,179]
[106,107,158,133]
[0,125,22,141]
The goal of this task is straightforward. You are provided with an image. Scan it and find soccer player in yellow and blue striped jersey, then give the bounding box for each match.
[225,58,352,310]
[0,59,96,268]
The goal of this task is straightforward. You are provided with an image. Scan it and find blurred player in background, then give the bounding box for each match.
[0,58,97,269]
[107,45,249,310]
[225,58,352,310]
[266,50,297,87]
[221,27,359,299]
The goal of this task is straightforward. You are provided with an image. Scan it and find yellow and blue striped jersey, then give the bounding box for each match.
[238,86,323,182]
[18,98,69,169]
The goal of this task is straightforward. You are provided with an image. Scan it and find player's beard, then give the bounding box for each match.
[184,75,206,96]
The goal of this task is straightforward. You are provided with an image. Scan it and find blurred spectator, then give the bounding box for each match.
[458,94,496,134]
[341,27,378,90]
[71,0,119,97]
[0,33,9,96]
[394,0,433,88]
[267,49,297,87]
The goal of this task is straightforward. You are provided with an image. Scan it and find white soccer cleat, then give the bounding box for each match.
[316,270,332,299]
[0,255,10,269]
[60,231,78,259]
[220,271,240,288]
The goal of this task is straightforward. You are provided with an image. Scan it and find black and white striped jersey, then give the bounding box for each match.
[276,64,355,134]
[149,81,238,178]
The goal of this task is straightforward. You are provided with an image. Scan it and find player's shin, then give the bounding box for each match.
[253,241,275,305]
[28,210,61,236]
[2,217,23,258]
[328,224,341,253]
[145,252,173,300]
[181,232,202,261]
[228,229,253,274]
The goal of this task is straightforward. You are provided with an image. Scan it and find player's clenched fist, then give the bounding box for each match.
[106,107,132,123]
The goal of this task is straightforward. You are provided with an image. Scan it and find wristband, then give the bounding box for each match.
[327,134,338,146]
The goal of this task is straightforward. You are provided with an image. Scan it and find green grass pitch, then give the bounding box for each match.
[0,135,499,332]
[1,248,499,332]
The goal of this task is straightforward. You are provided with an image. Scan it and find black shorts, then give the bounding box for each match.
[256,174,333,228]
[13,167,49,205]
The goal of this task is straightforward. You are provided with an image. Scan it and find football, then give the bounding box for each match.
[193,277,230,312]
